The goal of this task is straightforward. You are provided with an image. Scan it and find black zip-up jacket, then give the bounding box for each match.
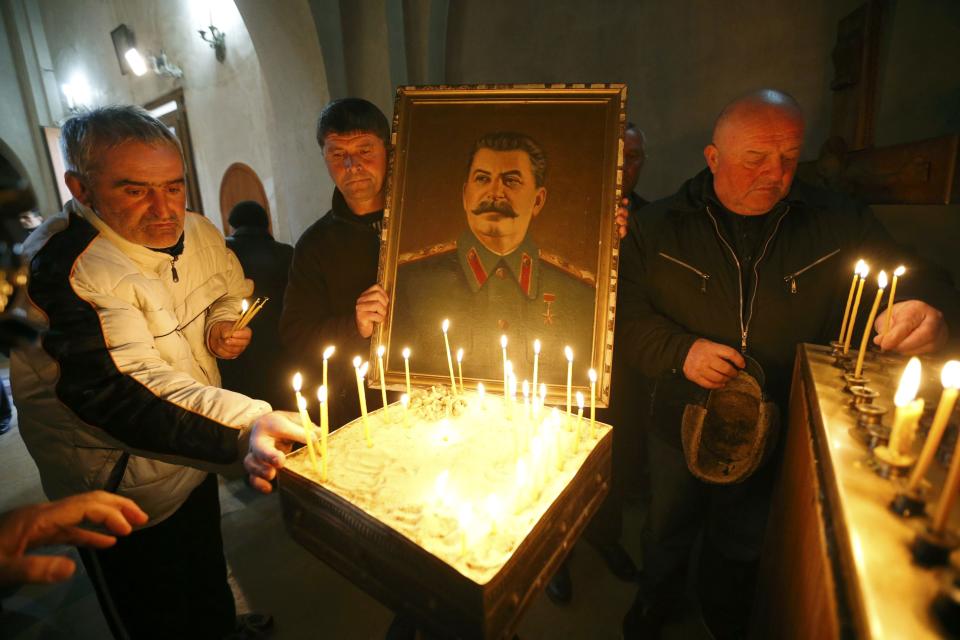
[280,189,384,428]
[618,169,959,442]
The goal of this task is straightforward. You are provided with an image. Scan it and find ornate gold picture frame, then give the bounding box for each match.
[371,84,626,406]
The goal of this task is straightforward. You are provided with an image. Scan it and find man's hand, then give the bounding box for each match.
[875,300,948,355]
[208,321,252,359]
[0,491,148,586]
[356,284,389,339]
[615,197,630,239]
[682,338,746,390]
[244,412,307,494]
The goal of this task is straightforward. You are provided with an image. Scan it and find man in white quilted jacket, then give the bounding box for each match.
[11,106,303,639]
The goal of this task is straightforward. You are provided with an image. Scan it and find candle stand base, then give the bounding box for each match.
[829,341,844,357]
[864,421,891,452]
[890,489,926,518]
[911,528,960,568]
[833,352,852,369]
[933,570,960,637]
[848,386,879,409]
[872,446,914,479]
[843,374,870,393]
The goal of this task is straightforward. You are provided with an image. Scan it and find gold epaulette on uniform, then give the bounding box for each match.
[539,249,596,286]
[398,241,457,265]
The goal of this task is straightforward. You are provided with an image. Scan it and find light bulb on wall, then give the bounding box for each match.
[124,48,148,76]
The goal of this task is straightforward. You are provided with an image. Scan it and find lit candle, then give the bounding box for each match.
[442,320,457,394]
[907,361,960,493]
[564,346,573,420]
[934,413,960,532]
[838,260,866,345]
[400,392,410,427]
[532,339,541,395]
[402,347,411,397]
[456,348,464,392]
[317,385,329,480]
[574,391,584,453]
[539,383,547,421]
[505,361,514,418]
[295,392,319,473]
[322,346,335,393]
[233,298,250,332]
[353,356,373,447]
[377,345,388,410]
[854,270,887,378]
[843,263,870,355]
[888,357,924,458]
[588,368,597,435]
[500,335,508,397]
[885,265,906,336]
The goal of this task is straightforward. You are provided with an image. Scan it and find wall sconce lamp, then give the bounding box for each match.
[198,25,226,63]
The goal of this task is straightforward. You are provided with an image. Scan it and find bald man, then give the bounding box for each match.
[617,89,958,638]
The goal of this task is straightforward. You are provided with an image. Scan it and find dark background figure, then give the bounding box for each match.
[547,122,649,605]
[221,201,295,410]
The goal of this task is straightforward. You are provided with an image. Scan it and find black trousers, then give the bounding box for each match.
[637,433,774,639]
[79,474,236,640]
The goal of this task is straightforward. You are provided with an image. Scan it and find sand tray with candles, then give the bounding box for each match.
[279,386,612,639]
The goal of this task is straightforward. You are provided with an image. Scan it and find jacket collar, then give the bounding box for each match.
[331,188,384,227]
[456,229,539,298]
[684,168,809,216]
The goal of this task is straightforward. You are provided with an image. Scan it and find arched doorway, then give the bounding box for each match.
[219,162,271,235]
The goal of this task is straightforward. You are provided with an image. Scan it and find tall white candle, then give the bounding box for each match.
[377,345,388,409]
[588,368,597,436]
[442,319,456,394]
[885,265,906,337]
[353,357,372,447]
[532,339,541,395]
[456,348,464,393]
[402,347,411,397]
[564,346,573,420]
[322,346,335,393]
[500,335,508,397]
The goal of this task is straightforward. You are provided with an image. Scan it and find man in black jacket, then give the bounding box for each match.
[619,89,957,639]
[280,98,390,429]
[222,201,294,410]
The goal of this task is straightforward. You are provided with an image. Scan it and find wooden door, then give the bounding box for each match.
[219,163,271,234]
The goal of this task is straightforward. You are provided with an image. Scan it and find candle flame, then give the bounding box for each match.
[352,356,362,368]
[401,393,409,407]
[317,385,327,403]
[533,339,541,354]
[477,382,485,399]
[942,361,960,389]
[292,372,303,392]
[377,345,385,357]
[241,299,249,313]
[500,334,507,348]
[402,347,410,359]
[859,263,870,278]
[855,259,867,276]
[564,346,573,362]
[894,357,922,407]
[576,391,584,409]
[297,395,307,411]
[456,348,463,363]
[442,319,450,333]
[894,265,906,277]
[588,368,597,383]
[358,361,369,377]
[322,345,335,360]
[877,270,888,289]
[522,380,530,396]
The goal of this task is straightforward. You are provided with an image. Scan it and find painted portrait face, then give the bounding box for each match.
[323,131,387,213]
[68,140,186,248]
[462,148,547,255]
[705,107,804,215]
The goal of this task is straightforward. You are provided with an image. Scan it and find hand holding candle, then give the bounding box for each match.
[853,270,887,378]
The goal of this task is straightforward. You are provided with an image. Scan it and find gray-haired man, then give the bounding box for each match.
[11,106,304,638]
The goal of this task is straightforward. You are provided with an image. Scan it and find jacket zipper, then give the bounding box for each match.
[783,248,840,293]
[171,256,179,283]
[705,205,789,353]
[658,251,710,293]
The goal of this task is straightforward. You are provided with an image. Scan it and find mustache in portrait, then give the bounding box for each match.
[471,200,518,218]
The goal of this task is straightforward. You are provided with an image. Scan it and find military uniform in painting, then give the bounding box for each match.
[393,229,595,384]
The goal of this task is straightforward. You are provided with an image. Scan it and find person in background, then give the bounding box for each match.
[221,201,295,410]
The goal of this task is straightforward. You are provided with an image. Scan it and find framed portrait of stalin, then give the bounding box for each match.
[372,84,626,406]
